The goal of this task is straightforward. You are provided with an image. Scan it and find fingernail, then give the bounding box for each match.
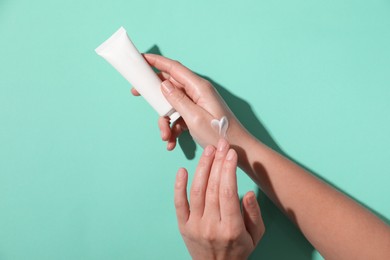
[204,145,215,156]
[247,193,256,206]
[217,139,228,152]
[178,168,186,179]
[162,81,174,94]
[226,149,235,160]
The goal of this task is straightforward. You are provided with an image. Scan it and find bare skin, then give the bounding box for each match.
[174,140,264,260]
[132,54,390,259]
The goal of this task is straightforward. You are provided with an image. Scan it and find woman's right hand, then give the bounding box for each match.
[174,139,265,260]
[131,54,250,150]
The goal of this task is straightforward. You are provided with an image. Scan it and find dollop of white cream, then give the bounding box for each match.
[211,116,229,138]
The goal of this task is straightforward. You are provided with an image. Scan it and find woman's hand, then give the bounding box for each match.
[131,54,250,150]
[173,139,265,260]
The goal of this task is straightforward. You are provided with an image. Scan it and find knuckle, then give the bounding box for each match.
[178,225,189,238]
[191,185,203,197]
[207,179,219,195]
[201,79,213,89]
[250,210,261,219]
[202,225,217,243]
[172,90,186,102]
[186,225,199,238]
[197,157,210,169]
[174,180,183,190]
[174,198,186,209]
[224,227,241,243]
[253,226,266,246]
[201,80,218,96]
[215,151,226,160]
[248,206,261,218]
[223,159,235,171]
[207,195,219,206]
[172,60,182,69]
[221,186,236,199]
[179,228,186,238]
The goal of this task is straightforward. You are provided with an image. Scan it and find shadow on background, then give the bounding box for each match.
[207,77,314,259]
[211,77,390,259]
[146,45,389,259]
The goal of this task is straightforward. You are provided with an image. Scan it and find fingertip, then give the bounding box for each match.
[174,167,190,224]
[203,145,216,157]
[177,167,188,179]
[217,138,229,152]
[243,190,264,244]
[175,168,188,191]
[245,191,257,208]
[167,141,176,151]
[161,128,171,141]
[142,53,150,62]
[246,190,256,198]
[225,148,237,161]
[158,117,171,141]
[142,53,152,59]
[166,121,184,151]
[175,168,188,194]
[130,88,140,96]
[222,149,237,178]
[175,168,188,190]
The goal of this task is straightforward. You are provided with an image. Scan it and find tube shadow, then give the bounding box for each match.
[146,45,389,259]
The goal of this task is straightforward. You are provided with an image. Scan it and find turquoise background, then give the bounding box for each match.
[1,0,389,259]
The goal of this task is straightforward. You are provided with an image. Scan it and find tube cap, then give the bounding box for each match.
[169,111,181,123]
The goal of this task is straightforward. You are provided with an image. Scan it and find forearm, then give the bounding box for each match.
[144,53,390,258]
[235,133,390,259]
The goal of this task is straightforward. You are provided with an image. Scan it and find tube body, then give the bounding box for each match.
[95,27,179,121]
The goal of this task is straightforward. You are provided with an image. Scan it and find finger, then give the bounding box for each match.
[132,72,181,96]
[144,53,204,86]
[158,116,171,141]
[144,54,206,100]
[174,168,190,226]
[243,191,265,246]
[167,119,187,151]
[158,72,184,88]
[160,80,204,120]
[204,138,230,219]
[157,71,170,82]
[219,149,241,222]
[131,87,140,96]
[190,145,216,218]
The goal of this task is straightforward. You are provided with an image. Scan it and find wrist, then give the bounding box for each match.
[229,126,267,181]
[228,124,255,168]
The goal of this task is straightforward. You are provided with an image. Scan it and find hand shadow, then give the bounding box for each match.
[207,78,314,259]
[145,45,389,259]
[206,77,389,259]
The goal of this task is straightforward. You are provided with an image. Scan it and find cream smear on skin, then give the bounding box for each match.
[211,116,229,138]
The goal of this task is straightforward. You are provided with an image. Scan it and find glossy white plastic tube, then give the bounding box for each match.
[95,27,180,122]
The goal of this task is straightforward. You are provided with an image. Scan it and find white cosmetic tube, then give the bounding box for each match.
[95,27,180,122]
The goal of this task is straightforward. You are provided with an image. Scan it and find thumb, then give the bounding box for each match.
[161,80,201,120]
[242,191,265,246]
